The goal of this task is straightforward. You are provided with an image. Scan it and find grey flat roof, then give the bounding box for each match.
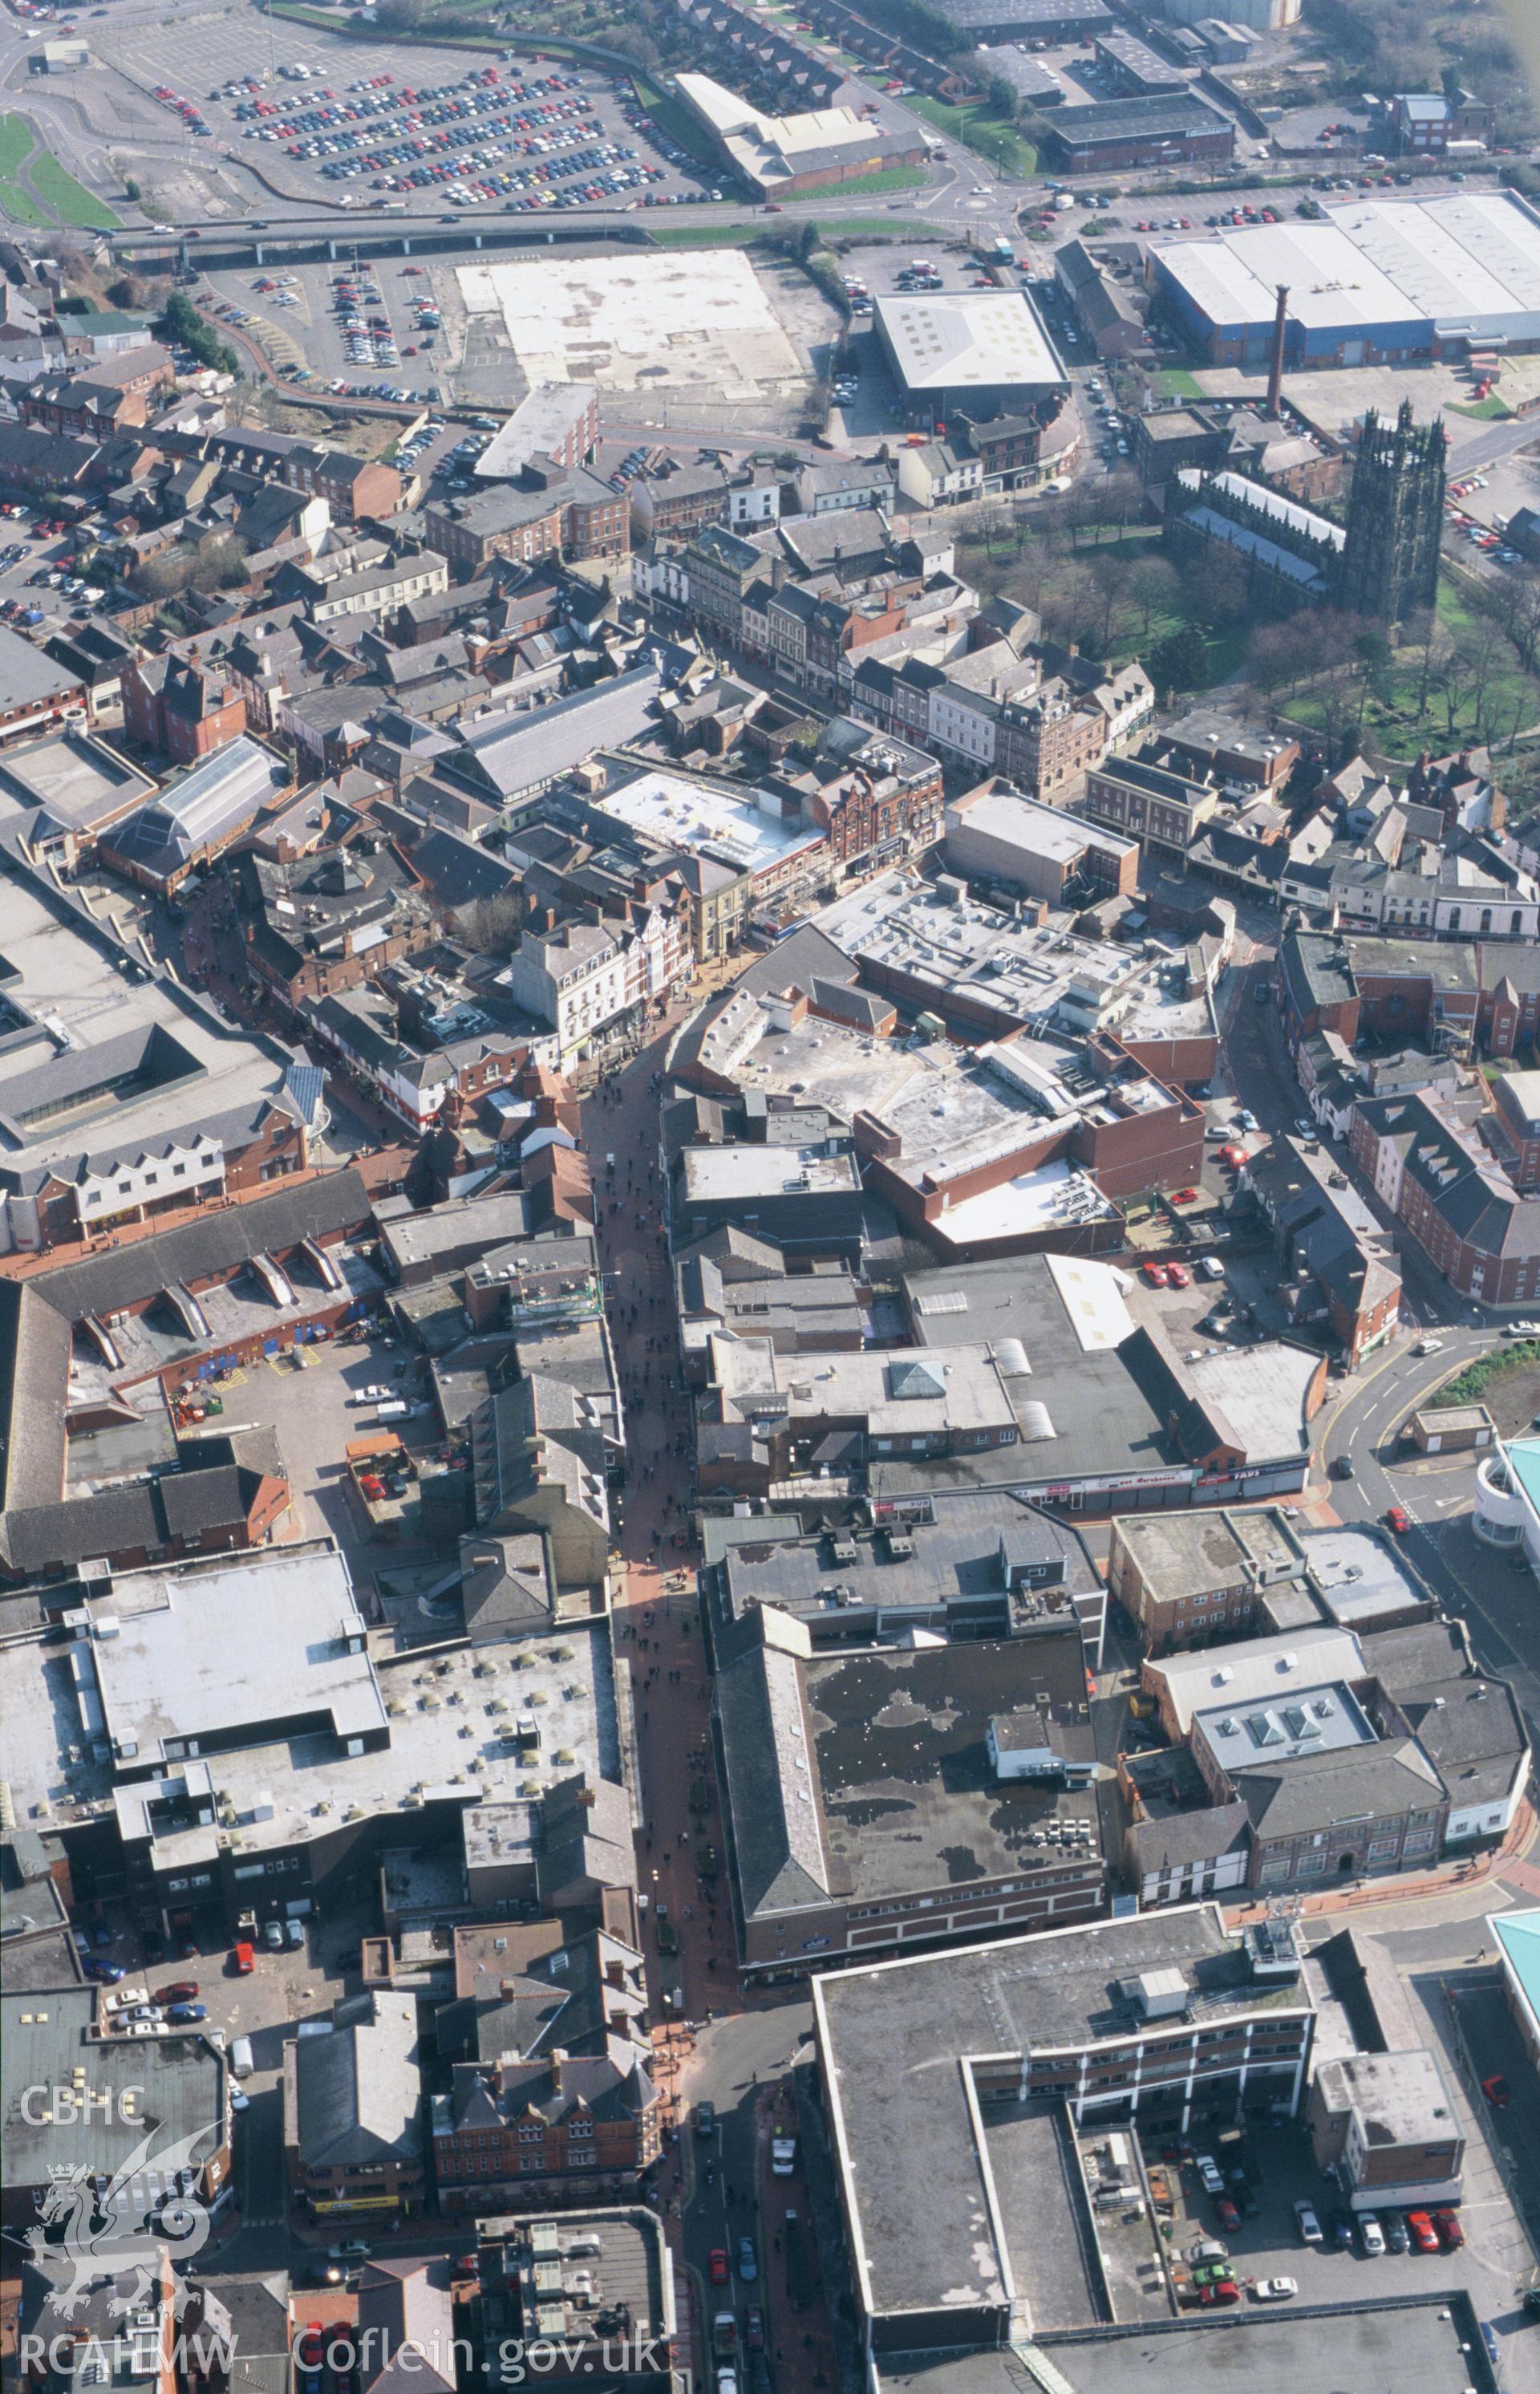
[0,868,288,1183]
[875,2296,1495,2394]
[3,1986,226,2185]
[815,1907,1307,2327]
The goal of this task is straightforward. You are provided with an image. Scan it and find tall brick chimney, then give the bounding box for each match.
[1266,284,1290,420]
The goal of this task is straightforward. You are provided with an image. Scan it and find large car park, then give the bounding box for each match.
[142,52,714,216]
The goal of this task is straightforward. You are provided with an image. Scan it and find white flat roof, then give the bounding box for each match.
[595,768,823,875]
[476,382,596,481]
[1153,189,1540,338]
[874,289,1066,393]
[926,1154,1118,1251]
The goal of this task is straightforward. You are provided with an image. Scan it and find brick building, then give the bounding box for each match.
[433,2048,662,2213]
[1082,747,1219,856]
[1352,1089,1540,1306]
[279,444,402,524]
[122,651,248,765]
[1491,1069,1540,1193]
[1307,2048,1464,2210]
[424,461,627,574]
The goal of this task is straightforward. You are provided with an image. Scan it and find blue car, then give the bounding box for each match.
[84,1958,126,1983]
[166,2002,208,2024]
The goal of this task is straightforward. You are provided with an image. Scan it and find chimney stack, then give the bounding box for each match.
[1266,283,1290,421]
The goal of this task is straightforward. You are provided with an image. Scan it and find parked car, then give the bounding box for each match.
[1358,2213,1385,2257]
[708,2251,730,2286]
[737,2239,758,2282]
[232,1942,255,1974]
[1384,2213,1410,2254]
[1195,2155,1225,2197]
[1406,2210,1440,2253]
[1433,2209,1464,2250]
[1482,2074,1511,2108]
[1252,2278,1297,2302]
[152,1982,199,2006]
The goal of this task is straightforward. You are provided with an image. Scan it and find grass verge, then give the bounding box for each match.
[1154,365,1204,399]
[0,179,47,226]
[0,116,30,178]
[630,72,717,165]
[905,91,1035,177]
[30,151,119,229]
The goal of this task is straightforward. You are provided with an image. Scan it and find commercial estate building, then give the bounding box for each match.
[714,1612,1101,1975]
[814,1905,1315,2353]
[873,290,1068,431]
[1149,189,1540,368]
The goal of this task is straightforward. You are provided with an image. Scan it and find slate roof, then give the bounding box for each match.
[294,1992,423,2167]
[1234,1739,1442,1839]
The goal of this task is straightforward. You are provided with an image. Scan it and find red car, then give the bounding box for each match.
[1142,1262,1169,1288]
[1198,2279,1238,2306]
[1482,2075,1510,2108]
[708,2250,730,2285]
[1166,1262,1190,1288]
[152,1981,199,2006]
[1219,1144,1247,1169]
[1433,2209,1464,2251]
[1173,1188,1199,1205]
[1385,1505,1411,1535]
[1215,2197,1241,2233]
[233,1941,255,1974]
[1406,2210,1439,2253]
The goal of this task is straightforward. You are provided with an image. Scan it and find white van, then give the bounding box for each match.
[230,2035,255,2080]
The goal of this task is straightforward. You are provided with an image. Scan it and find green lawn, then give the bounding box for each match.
[0,116,30,178]
[906,91,1035,177]
[0,182,47,227]
[1449,393,1512,420]
[1284,571,1540,757]
[30,151,118,229]
[810,163,925,197]
[648,219,766,246]
[1154,365,1204,399]
[956,521,1250,685]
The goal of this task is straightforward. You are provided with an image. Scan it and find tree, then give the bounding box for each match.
[135,550,193,601]
[1249,615,1319,699]
[1040,561,1100,650]
[1149,623,1210,697]
[190,533,249,593]
[157,290,237,375]
[375,0,426,26]
[1125,555,1179,643]
[1402,607,1445,722]
[464,891,525,956]
[1182,546,1249,635]
[983,72,1017,117]
[1087,550,1134,657]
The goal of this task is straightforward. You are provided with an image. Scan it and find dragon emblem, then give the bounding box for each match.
[26,2116,213,2326]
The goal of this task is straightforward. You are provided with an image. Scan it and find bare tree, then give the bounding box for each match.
[1125,555,1180,643]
